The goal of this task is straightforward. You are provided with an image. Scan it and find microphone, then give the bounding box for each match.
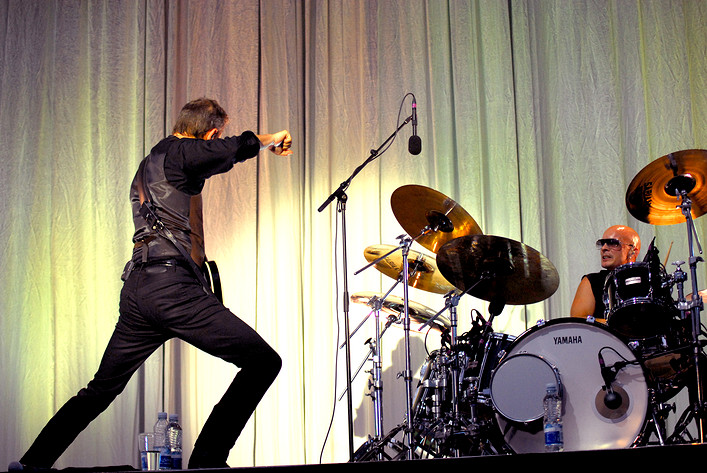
[408,97,422,155]
[598,352,624,409]
[642,236,657,263]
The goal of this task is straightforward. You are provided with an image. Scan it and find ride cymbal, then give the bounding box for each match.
[364,244,456,294]
[350,291,450,332]
[391,185,482,253]
[436,235,559,305]
[626,149,707,225]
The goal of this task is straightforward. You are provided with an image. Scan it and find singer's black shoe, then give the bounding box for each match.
[187,456,230,469]
[8,462,55,472]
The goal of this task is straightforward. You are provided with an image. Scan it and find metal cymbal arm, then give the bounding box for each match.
[341,279,401,349]
[338,315,396,401]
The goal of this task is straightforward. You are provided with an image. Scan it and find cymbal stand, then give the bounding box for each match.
[339,312,396,403]
[347,313,398,459]
[397,235,416,459]
[357,241,426,456]
[354,226,451,459]
[318,106,414,460]
[669,183,706,443]
[341,312,398,462]
[338,283,400,460]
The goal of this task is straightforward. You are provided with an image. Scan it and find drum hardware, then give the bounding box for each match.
[345,289,452,459]
[338,311,396,402]
[408,310,514,458]
[665,260,705,441]
[354,234,444,459]
[352,423,408,462]
[339,293,396,461]
[626,149,707,443]
[416,281,497,421]
[349,185,484,459]
[345,284,400,349]
[408,227,560,457]
[352,185,569,458]
[636,389,675,446]
[397,283,492,458]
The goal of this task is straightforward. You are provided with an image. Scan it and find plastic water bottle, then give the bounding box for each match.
[167,414,183,470]
[543,383,563,452]
[154,412,171,469]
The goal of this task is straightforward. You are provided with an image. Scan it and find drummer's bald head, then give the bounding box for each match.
[603,225,641,261]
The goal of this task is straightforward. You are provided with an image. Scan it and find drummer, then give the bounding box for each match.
[570,225,641,322]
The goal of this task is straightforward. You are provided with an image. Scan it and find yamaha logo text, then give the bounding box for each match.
[554,334,583,345]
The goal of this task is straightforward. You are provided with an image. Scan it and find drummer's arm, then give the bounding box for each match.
[570,277,597,319]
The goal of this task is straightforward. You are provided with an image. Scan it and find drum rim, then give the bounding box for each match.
[497,317,643,374]
[507,316,635,345]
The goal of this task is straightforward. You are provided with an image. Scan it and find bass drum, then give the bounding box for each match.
[489,318,649,453]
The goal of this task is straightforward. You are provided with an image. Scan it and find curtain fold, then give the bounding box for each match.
[2,0,707,468]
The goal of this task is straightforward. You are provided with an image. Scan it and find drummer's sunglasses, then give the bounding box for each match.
[596,238,632,250]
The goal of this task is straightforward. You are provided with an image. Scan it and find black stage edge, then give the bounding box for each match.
[5,444,705,473]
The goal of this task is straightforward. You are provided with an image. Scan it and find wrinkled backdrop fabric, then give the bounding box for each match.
[1,0,707,468]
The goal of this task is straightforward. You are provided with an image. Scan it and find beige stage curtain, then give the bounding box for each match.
[1,0,707,469]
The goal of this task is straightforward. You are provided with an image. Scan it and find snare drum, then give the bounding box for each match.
[604,262,675,339]
[489,318,649,453]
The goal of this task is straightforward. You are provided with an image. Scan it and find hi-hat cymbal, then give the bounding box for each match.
[436,235,559,305]
[350,291,450,332]
[364,244,456,294]
[391,185,482,253]
[626,149,707,225]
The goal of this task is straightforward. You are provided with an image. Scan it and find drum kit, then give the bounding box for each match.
[349,149,707,460]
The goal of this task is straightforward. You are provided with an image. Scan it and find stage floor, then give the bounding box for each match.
[8,443,703,473]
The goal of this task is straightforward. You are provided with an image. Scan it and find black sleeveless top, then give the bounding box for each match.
[584,270,610,319]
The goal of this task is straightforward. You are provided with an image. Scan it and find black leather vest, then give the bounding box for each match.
[130,140,195,264]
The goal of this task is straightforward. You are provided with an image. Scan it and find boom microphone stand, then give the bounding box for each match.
[318,113,414,460]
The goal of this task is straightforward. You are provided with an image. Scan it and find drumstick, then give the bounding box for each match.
[663,241,673,266]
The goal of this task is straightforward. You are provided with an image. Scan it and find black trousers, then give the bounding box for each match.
[21,262,281,468]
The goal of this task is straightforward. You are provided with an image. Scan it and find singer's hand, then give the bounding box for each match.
[257,130,293,156]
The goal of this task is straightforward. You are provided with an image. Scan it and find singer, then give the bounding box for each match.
[12,98,292,470]
[570,225,641,320]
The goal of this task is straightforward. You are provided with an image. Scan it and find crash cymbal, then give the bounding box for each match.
[391,185,482,253]
[626,149,707,225]
[364,244,456,294]
[436,235,559,305]
[351,291,450,332]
